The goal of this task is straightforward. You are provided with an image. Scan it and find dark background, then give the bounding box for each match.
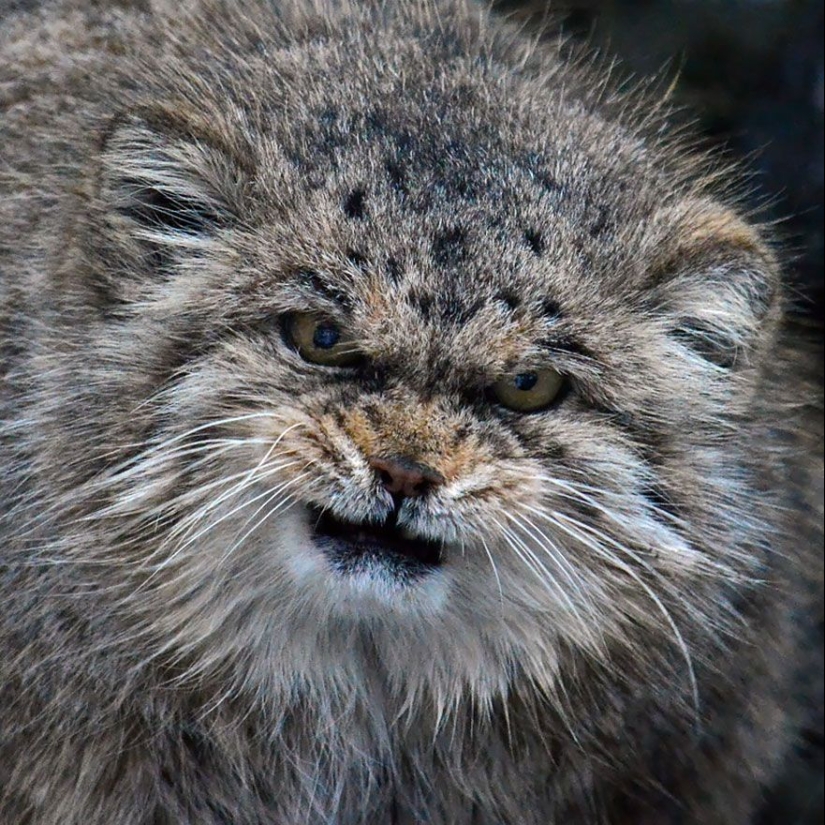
[493,3,824,824]
[495,0,824,330]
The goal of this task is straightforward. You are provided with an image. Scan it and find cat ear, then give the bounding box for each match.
[94,109,249,288]
[647,199,781,369]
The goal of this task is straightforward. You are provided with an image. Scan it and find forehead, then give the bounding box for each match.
[258,38,662,230]
[241,58,666,379]
[248,189,609,389]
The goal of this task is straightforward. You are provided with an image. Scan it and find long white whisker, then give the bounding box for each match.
[526,505,700,720]
[148,461,301,573]
[478,535,504,610]
[488,515,586,630]
[506,508,600,622]
[217,472,318,567]
[159,435,287,543]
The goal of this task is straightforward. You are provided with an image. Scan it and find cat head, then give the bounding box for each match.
[53,0,782,709]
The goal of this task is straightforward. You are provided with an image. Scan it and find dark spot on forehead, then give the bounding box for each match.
[365,108,386,135]
[407,288,434,321]
[495,290,521,312]
[386,257,404,284]
[394,128,416,155]
[345,249,369,270]
[343,188,367,220]
[535,171,565,198]
[541,298,563,320]
[589,204,610,239]
[520,152,565,195]
[319,107,338,126]
[445,139,472,163]
[431,226,468,268]
[523,229,544,257]
[443,295,484,325]
[385,159,408,194]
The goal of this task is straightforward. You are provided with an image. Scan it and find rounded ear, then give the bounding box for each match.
[100,110,248,234]
[90,108,250,301]
[646,199,782,369]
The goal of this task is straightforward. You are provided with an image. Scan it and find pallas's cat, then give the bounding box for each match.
[0,1,822,823]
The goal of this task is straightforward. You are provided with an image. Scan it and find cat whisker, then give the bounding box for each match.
[144,461,303,576]
[129,423,305,542]
[156,432,294,543]
[4,423,297,538]
[530,472,754,580]
[488,515,591,643]
[505,508,602,624]
[524,505,701,723]
[478,535,505,611]
[215,472,319,568]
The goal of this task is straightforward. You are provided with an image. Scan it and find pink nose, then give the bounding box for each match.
[368,455,445,498]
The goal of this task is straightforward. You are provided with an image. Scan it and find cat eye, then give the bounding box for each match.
[287,313,363,367]
[491,368,566,412]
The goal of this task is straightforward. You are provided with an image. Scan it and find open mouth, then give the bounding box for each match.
[310,507,443,577]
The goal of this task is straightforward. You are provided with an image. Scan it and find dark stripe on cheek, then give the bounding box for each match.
[151,324,226,388]
[669,320,738,369]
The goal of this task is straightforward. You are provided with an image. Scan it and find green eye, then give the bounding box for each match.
[491,368,566,412]
[288,313,363,367]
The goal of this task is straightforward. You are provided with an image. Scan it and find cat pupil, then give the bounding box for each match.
[514,372,538,392]
[313,324,340,349]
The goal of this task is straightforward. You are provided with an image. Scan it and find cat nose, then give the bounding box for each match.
[368,455,445,498]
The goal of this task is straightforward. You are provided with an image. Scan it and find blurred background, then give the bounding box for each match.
[492,3,823,824]
[495,0,824,329]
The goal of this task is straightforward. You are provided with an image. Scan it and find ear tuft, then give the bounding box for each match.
[115,183,221,237]
[98,112,244,248]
